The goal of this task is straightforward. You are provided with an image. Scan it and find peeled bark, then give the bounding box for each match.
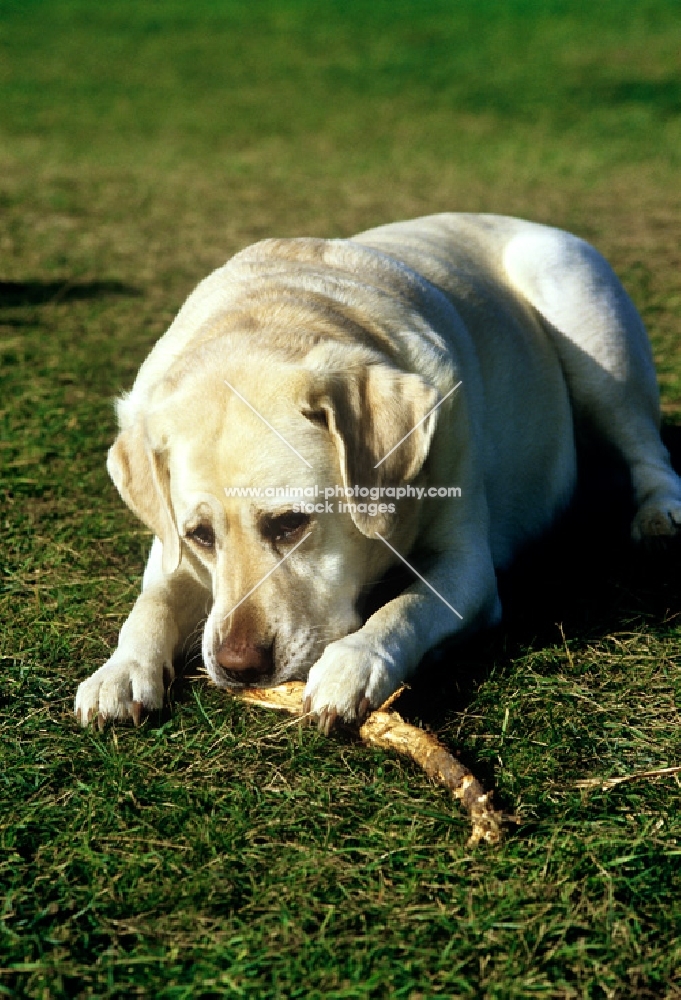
[236,681,508,847]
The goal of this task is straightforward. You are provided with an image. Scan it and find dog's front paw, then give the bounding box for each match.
[74,655,172,729]
[303,635,397,734]
[632,501,681,544]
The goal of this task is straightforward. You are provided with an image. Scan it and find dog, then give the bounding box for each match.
[74,213,681,733]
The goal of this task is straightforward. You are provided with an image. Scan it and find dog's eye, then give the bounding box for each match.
[302,408,328,428]
[186,524,215,549]
[261,511,311,544]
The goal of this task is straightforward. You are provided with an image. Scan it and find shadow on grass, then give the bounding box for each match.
[395,425,681,734]
[0,279,140,307]
[164,427,681,801]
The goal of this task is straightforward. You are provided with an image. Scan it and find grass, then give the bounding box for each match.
[2,0,681,995]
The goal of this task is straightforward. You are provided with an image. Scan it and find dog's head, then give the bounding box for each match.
[107,342,439,687]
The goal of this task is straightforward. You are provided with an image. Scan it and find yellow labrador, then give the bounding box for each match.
[75,214,681,731]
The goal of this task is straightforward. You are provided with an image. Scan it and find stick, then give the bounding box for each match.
[576,764,681,791]
[234,681,513,847]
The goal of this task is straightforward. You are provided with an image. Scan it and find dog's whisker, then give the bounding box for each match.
[74,212,681,763]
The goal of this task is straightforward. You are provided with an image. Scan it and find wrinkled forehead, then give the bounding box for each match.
[164,376,336,516]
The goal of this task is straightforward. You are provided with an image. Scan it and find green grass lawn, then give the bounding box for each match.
[2,1,681,995]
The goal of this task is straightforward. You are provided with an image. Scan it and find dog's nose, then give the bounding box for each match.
[215,639,274,681]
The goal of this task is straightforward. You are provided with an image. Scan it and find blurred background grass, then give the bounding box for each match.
[2,1,681,997]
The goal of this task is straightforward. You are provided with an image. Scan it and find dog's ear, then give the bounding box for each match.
[307,366,440,537]
[107,421,181,574]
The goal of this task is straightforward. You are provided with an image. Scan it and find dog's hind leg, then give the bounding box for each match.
[504,226,681,541]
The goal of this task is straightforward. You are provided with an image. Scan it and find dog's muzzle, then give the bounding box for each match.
[215,638,274,685]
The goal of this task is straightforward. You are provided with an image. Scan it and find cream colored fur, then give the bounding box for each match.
[75,214,681,730]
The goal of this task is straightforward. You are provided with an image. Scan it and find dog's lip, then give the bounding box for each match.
[219,662,311,690]
[221,666,274,687]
